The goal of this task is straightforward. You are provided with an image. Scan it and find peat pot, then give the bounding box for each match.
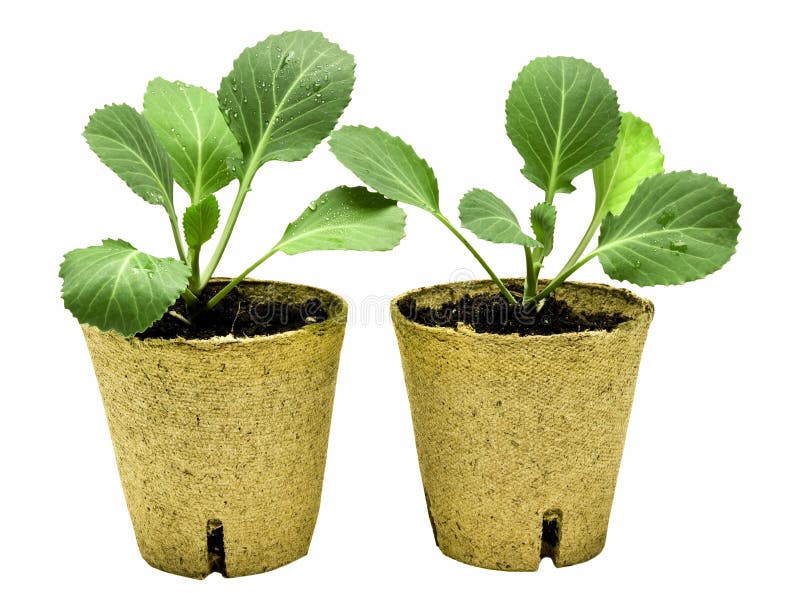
[82,280,347,578]
[391,279,654,571]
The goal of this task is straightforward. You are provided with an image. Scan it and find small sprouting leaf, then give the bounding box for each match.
[143,78,242,202]
[458,188,540,247]
[506,57,620,195]
[329,126,440,212]
[183,195,220,249]
[530,202,557,255]
[593,112,664,217]
[59,239,191,336]
[218,30,355,166]
[275,186,406,255]
[597,172,741,286]
[83,104,174,208]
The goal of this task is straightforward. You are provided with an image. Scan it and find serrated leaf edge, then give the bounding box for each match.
[329,124,440,212]
[83,104,174,207]
[220,30,356,165]
[58,239,190,335]
[458,187,540,248]
[597,170,742,286]
[277,185,407,254]
[505,56,620,194]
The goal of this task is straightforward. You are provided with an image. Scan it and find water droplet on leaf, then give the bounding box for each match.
[669,240,688,253]
[657,209,676,228]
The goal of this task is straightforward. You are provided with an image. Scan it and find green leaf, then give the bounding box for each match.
[183,195,220,249]
[218,30,355,167]
[530,202,557,255]
[597,172,741,286]
[506,57,620,195]
[59,239,191,336]
[143,78,242,202]
[84,104,174,208]
[329,126,439,212]
[275,186,406,255]
[458,188,539,247]
[593,112,664,217]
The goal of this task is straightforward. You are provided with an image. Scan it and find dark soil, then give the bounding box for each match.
[137,284,328,340]
[397,288,626,337]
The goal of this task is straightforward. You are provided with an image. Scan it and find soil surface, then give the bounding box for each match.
[397,287,626,336]
[137,284,328,340]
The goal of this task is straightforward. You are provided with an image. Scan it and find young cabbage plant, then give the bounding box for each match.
[329,57,740,308]
[60,31,406,336]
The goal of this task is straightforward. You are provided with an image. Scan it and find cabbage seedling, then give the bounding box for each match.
[60,31,406,336]
[329,57,740,308]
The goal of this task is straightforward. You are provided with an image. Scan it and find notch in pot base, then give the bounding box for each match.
[539,509,561,561]
[206,519,227,577]
[427,505,604,571]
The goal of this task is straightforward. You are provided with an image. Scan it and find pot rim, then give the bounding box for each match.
[85,278,349,346]
[390,278,654,342]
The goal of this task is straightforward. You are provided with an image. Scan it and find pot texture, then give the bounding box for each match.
[391,279,654,571]
[82,280,347,578]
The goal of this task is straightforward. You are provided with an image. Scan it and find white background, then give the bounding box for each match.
[2,1,798,591]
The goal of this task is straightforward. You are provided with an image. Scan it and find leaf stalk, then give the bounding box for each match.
[534,250,598,301]
[523,247,538,304]
[435,212,516,304]
[165,201,188,264]
[205,246,279,310]
[557,210,603,281]
[199,159,259,289]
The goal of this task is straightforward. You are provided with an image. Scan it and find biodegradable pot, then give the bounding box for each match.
[391,279,654,571]
[82,280,347,578]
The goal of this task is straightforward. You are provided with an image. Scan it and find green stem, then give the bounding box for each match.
[545,184,557,206]
[206,246,279,310]
[535,250,599,301]
[435,212,516,304]
[199,159,260,289]
[181,287,198,306]
[559,210,603,278]
[536,207,606,304]
[165,202,188,264]
[523,246,538,303]
[187,247,201,293]
[530,249,542,285]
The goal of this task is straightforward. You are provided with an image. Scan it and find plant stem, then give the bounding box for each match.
[523,246,538,303]
[435,212,516,304]
[558,210,603,279]
[535,206,606,304]
[545,184,557,206]
[528,247,542,297]
[205,247,279,310]
[165,202,188,264]
[181,288,197,306]
[199,158,260,289]
[534,250,599,301]
[187,247,202,293]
